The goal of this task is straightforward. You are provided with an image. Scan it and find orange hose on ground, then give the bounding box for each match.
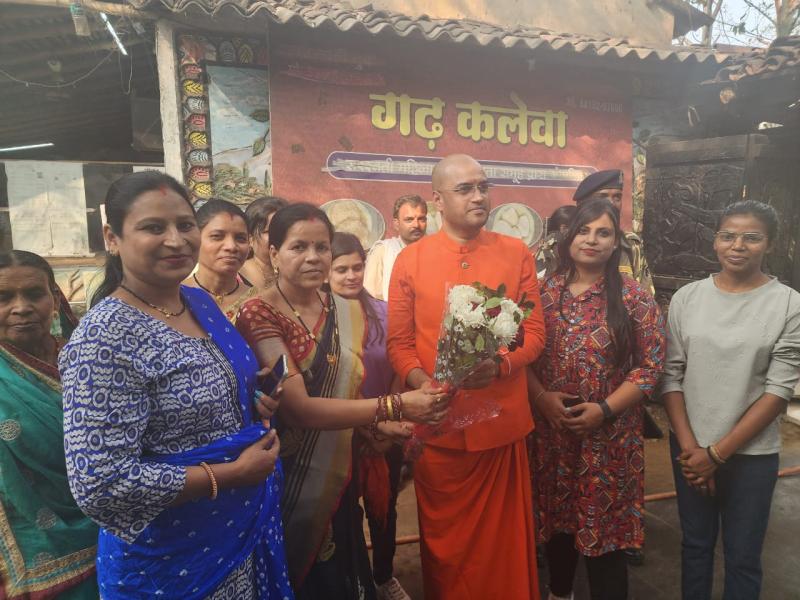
[373,465,800,548]
[643,491,676,502]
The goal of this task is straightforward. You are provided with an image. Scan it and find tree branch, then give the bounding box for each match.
[742,0,778,26]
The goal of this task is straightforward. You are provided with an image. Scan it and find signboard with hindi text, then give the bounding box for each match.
[268,38,632,248]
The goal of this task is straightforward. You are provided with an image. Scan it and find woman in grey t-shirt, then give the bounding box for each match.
[662,200,800,600]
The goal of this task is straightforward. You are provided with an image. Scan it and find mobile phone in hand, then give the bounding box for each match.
[261,355,288,397]
[560,382,583,408]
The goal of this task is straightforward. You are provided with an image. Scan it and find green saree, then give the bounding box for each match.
[0,337,98,599]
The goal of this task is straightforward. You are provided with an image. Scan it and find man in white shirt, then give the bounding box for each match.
[364,195,427,300]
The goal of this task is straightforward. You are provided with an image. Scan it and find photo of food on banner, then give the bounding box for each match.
[405,282,534,460]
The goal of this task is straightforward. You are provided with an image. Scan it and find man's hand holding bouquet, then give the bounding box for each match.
[405,282,534,459]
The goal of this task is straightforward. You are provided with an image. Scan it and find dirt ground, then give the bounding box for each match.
[367,405,800,599]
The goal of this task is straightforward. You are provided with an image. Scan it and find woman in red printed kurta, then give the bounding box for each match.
[528,199,665,600]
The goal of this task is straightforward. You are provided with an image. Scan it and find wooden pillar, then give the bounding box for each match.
[155,19,183,181]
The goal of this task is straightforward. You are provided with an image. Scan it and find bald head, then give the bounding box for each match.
[431,154,490,240]
[431,154,484,191]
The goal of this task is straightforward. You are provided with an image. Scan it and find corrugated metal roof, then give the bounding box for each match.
[127,0,729,65]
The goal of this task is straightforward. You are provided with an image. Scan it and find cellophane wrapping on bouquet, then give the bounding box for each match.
[404,282,534,461]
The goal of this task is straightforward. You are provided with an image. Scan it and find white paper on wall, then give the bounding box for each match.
[132,165,166,173]
[6,161,91,257]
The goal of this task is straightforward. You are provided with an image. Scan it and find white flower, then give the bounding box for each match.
[490,311,519,344]
[448,285,483,315]
[500,298,522,319]
[455,303,486,328]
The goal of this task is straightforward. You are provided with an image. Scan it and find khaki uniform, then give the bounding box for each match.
[534,233,560,279]
[620,232,654,295]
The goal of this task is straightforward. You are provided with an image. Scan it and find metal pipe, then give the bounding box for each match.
[99,12,128,56]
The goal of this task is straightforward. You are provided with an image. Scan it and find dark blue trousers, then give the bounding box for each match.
[670,434,778,600]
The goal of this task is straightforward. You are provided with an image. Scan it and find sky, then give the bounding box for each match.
[683,0,797,47]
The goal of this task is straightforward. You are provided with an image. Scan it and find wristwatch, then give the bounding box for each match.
[599,400,615,422]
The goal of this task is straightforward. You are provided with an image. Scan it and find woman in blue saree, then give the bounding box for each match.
[0,250,98,599]
[59,171,293,600]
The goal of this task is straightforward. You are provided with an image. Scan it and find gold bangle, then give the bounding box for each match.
[533,390,546,404]
[385,395,394,421]
[199,461,218,500]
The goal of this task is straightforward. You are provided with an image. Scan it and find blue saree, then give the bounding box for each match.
[75,287,293,600]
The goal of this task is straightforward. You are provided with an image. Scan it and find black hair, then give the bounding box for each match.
[195,198,246,230]
[555,198,633,367]
[332,231,366,263]
[268,203,334,251]
[91,171,193,307]
[245,196,289,238]
[718,200,778,242]
[392,194,427,219]
[0,250,57,292]
[546,205,577,235]
[331,232,384,344]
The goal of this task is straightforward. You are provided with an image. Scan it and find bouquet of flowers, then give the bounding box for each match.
[405,282,534,460]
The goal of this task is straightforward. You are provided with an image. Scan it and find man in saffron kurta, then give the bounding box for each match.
[387,154,546,600]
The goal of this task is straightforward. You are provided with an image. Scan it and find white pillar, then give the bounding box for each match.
[155,19,183,180]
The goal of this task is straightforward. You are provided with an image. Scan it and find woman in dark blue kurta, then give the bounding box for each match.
[59,171,293,600]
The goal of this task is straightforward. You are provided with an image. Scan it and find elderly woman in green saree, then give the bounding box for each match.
[0,250,98,599]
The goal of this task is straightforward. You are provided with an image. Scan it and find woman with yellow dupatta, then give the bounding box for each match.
[236,203,448,599]
[0,250,98,599]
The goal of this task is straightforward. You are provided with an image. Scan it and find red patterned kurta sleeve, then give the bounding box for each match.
[623,282,666,396]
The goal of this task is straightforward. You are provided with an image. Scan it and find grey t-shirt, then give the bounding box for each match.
[662,275,800,455]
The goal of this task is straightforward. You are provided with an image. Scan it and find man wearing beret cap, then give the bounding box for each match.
[574,169,654,294]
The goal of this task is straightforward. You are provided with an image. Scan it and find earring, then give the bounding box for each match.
[109,249,118,257]
[273,266,279,275]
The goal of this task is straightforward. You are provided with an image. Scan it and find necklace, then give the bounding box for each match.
[193,273,240,305]
[255,256,275,286]
[119,284,187,318]
[276,282,336,364]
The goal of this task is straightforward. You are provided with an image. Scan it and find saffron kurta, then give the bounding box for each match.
[387,229,545,600]
[531,275,665,556]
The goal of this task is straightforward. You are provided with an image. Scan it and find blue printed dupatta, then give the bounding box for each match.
[96,287,293,600]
